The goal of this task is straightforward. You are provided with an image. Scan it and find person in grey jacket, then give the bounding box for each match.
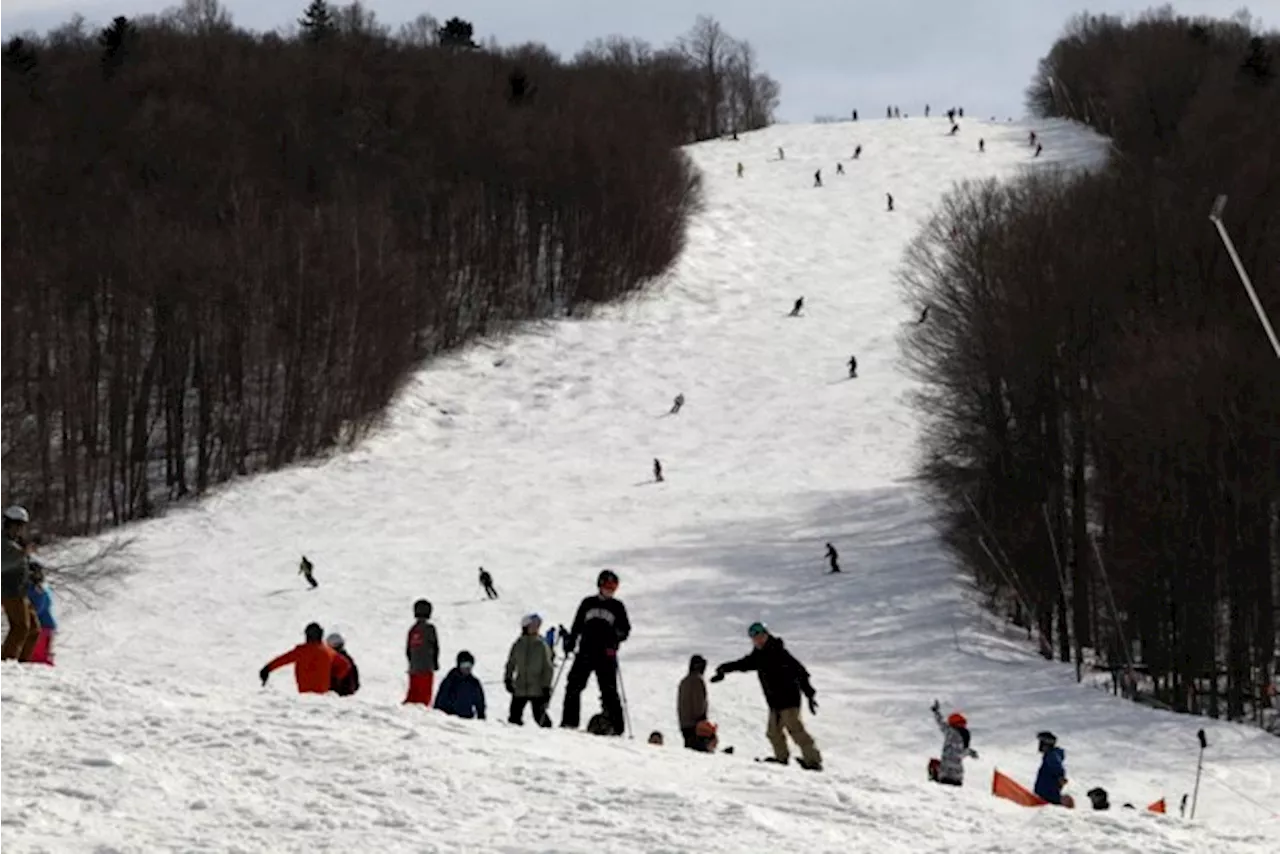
[505,613,554,726]
[930,700,978,786]
[2,506,38,662]
[404,599,440,705]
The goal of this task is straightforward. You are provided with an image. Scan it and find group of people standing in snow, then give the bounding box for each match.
[257,566,829,770]
[1,505,58,666]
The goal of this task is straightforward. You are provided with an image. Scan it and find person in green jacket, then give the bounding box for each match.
[505,613,554,727]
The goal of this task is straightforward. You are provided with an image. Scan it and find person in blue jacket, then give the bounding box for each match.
[26,560,57,665]
[1034,731,1069,805]
[434,650,487,719]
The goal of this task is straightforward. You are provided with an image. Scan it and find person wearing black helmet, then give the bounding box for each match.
[711,621,823,770]
[560,570,631,735]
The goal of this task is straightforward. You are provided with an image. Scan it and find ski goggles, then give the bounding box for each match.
[747,622,768,638]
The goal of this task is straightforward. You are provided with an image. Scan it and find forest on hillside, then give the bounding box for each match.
[901,9,1280,729]
[0,1,780,535]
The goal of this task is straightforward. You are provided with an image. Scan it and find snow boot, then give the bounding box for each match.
[797,758,823,772]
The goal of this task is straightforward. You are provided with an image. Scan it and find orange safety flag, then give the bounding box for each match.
[1147,798,1166,814]
[992,770,1048,807]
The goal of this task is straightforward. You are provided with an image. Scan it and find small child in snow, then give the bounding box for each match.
[1034,730,1071,806]
[930,700,978,786]
[435,650,487,719]
[405,599,440,705]
[26,560,56,666]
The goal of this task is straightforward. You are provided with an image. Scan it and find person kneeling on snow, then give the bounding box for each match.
[929,700,978,786]
[327,633,360,696]
[435,650,486,719]
[1034,731,1072,807]
[260,622,351,694]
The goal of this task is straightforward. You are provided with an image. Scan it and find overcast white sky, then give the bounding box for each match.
[2,0,1274,121]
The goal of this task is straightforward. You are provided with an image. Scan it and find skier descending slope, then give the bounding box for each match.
[560,570,631,736]
[711,622,823,771]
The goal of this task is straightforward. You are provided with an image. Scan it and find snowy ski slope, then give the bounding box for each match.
[3,117,1278,853]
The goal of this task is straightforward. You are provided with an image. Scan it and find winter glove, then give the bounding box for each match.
[709,669,725,683]
[504,678,515,694]
[259,666,270,686]
[807,695,818,715]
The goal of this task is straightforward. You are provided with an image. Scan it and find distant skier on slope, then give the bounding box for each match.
[654,458,664,483]
[814,169,822,187]
[916,305,930,325]
[260,622,351,695]
[405,599,440,706]
[925,104,931,118]
[836,162,845,175]
[777,146,785,161]
[711,622,823,771]
[299,555,317,589]
[560,570,631,735]
[928,700,977,786]
[852,109,858,121]
[479,566,499,599]
[886,193,894,212]
[737,162,744,178]
[670,393,685,415]
[825,543,840,573]
[1034,731,1073,807]
[789,297,804,317]
[949,123,959,136]
[1035,143,1043,158]
[848,355,858,378]
[978,138,985,153]
[853,144,862,160]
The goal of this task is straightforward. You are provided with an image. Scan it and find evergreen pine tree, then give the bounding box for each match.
[299,0,337,43]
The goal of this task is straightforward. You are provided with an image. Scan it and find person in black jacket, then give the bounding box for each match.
[560,569,631,735]
[711,622,823,770]
[327,632,360,696]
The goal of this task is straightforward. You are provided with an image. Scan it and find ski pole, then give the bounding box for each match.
[1190,729,1207,819]
[616,657,634,740]
[550,651,573,698]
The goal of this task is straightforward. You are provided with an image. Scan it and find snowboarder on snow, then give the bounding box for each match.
[929,700,977,785]
[405,599,440,706]
[479,566,499,599]
[789,297,804,317]
[506,613,554,726]
[260,622,352,694]
[560,570,631,735]
[711,622,823,770]
[653,458,664,483]
[1034,731,1072,806]
[670,393,685,415]
[327,632,360,696]
[298,555,317,589]
[848,355,858,379]
[825,543,840,573]
[435,650,487,719]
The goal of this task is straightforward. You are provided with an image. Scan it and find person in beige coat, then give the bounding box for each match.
[506,613,554,726]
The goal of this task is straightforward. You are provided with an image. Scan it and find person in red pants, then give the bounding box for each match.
[405,599,439,705]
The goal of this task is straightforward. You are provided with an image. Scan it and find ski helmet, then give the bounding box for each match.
[414,599,433,619]
[597,569,619,588]
[326,633,345,649]
[304,622,324,643]
[3,505,29,524]
[520,613,542,629]
[947,712,967,728]
[1036,731,1057,748]
[457,650,475,666]
[747,621,768,638]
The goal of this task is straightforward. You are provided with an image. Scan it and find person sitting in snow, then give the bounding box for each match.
[260,622,351,694]
[435,650,487,719]
[929,700,978,786]
[327,632,360,696]
[1034,731,1072,806]
[26,560,57,665]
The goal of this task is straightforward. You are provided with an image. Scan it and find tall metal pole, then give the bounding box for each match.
[1209,195,1280,361]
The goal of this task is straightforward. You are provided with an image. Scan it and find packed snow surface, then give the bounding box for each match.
[4,117,1278,853]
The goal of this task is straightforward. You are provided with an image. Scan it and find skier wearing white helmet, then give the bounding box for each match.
[505,613,554,726]
[326,632,360,696]
[2,505,38,661]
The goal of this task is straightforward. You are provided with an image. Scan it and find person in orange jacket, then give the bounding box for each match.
[260,622,351,694]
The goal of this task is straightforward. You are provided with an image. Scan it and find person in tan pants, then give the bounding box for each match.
[2,505,39,662]
[711,621,823,771]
